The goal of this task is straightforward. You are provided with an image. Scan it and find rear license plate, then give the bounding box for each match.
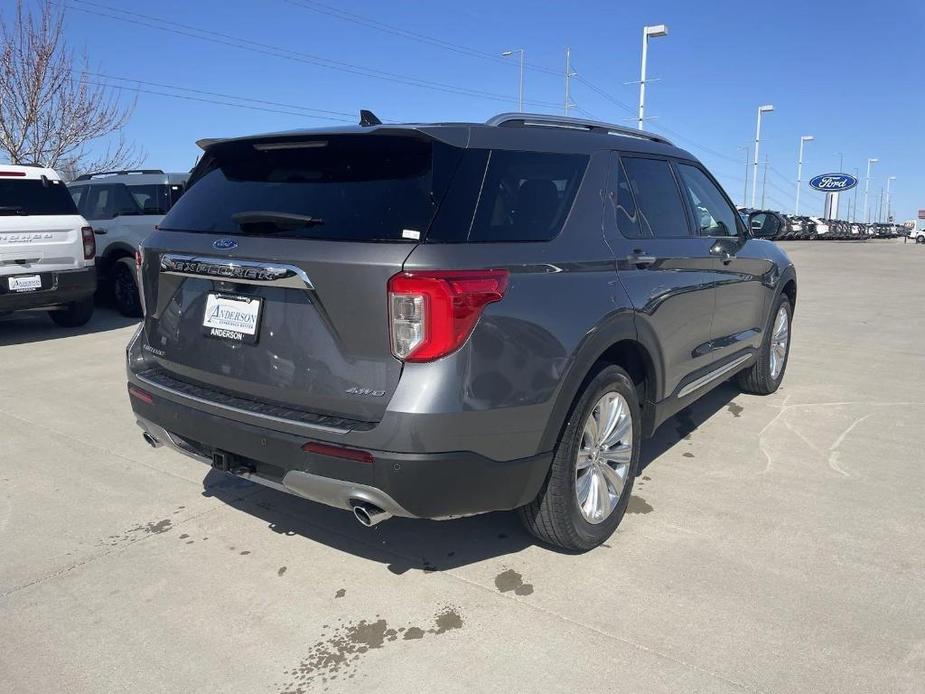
[8,275,42,293]
[202,293,262,344]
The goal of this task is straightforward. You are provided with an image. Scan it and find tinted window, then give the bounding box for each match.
[607,158,643,239]
[621,157,689,238]
[127,184,170,214]
[162,136,454,241]
[0,179,78,216]
[677,164,739,237]
[83,183,142,220]
[467,151,587,242]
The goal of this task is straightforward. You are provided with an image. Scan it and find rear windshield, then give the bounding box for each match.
[0,179,79,216]
[162,135,588,243]
[161,135,452,241]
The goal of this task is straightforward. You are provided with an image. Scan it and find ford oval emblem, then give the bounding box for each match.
[213,238,238,250]
[809,173,858,193]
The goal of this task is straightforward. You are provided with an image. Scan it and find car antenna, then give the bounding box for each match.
[359,109,382,127]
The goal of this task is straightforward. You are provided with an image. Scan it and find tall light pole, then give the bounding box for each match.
[833,152,844,171]
[751,104,774,208]
[795,135,814,215]
[737,145,750,207]
[501,49,525,112]
[638,24,668,130]
[852,167,860,222]
[886,176,896,222]
[863,157,878,223]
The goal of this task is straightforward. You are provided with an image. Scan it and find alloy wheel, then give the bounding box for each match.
[575,391,633,524]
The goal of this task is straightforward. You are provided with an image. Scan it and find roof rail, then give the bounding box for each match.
[74,169,165,181]
[485,113,674,146]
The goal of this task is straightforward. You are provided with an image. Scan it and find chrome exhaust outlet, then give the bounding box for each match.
[351,500,391,527]
[142,432,161,448]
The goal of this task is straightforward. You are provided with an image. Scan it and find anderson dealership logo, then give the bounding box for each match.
[809,173,858,192]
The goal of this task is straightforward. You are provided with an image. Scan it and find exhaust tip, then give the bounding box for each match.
[142,432,160,448]
[351,500,391,528]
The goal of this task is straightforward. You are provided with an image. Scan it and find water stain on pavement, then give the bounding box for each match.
[494,569,534,596]
[627,496,653,514]
[101,518,173,547]
[727,402,744,417]
[335,588,346,599]
[278,607,462,692]
[683,452,695,458]
[278,567,287,577]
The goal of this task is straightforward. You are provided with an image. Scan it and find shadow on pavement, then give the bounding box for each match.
[639,381,740,473]
[0,305,138,347]
[201,468,546,573]
[200,386,743,570]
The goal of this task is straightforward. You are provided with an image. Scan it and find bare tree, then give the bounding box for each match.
[0,0,144,179]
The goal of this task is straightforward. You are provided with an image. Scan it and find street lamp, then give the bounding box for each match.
[863,157,878,223]
[501,49,525,112]
[886,176,896,222]
[795,135,814,215]
[751,104,774,208]
[638,24,668,130]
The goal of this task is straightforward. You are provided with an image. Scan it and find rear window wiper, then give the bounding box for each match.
[231,211,325,233]
[0,206,25,216]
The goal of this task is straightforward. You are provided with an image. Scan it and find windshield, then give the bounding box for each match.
[161,135,457,241]
[0,178,79,216]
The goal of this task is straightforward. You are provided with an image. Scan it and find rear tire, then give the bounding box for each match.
[916,235,925,244]
[112,257,142,317]
[49,296,94,327]
[519,364,641,551]
[737,295,792,395]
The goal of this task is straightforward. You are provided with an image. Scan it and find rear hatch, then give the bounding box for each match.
[0,173,89,278]
[139,132,466,423]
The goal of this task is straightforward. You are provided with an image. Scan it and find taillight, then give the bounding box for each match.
[388,269,509,362]
[0,170,26,177]
[81,226,95,260]
[128,384,154,404]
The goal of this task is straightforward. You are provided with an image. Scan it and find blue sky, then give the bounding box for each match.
[45,0,924,221]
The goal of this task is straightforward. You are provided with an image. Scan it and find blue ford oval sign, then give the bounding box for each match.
[213,238,238,250]
[809,173,858,192]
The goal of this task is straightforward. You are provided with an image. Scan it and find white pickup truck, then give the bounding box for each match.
[908,228,925,244]
[0,165,96,326]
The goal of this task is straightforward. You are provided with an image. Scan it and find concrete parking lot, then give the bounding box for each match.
[1,240,923,693]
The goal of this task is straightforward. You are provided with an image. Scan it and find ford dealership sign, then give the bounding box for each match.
[809,173,858,192]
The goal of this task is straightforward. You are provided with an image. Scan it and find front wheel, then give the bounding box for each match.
[916,235,925,244]
[519,365,641,551]
[738,295,792,395]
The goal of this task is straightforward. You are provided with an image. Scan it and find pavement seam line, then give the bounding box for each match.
[0,408,201,486]
[0,489,263,600]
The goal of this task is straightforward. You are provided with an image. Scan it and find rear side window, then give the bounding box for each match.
[620,157,690,238]
[466,151,588,242]
[162,136,453,241]
[0,179,78,216]
[676,163,740,237]
[607,158,643,239]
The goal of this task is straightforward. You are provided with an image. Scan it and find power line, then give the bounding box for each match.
[62,0,561,109]
[283,0,563,77]
[77,71,362,120]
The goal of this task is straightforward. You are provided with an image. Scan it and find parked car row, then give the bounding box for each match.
[738,207,908,241]
[0,166,188,327]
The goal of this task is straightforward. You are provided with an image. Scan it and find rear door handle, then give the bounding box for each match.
[627,251,657,268]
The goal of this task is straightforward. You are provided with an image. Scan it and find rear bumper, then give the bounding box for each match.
[0,267,96,312]
[130,387,551,520]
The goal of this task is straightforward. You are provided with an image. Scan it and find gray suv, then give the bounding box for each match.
[126,113,796,550]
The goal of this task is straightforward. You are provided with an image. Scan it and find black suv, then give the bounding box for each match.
[127,113,796,551]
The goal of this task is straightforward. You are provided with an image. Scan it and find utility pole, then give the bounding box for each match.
[737,145,750,207]
[851,168,859,222]
[761,154,769,209]
[886,176,896,223]
[863,157,878,223]
[564,47,575,115]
